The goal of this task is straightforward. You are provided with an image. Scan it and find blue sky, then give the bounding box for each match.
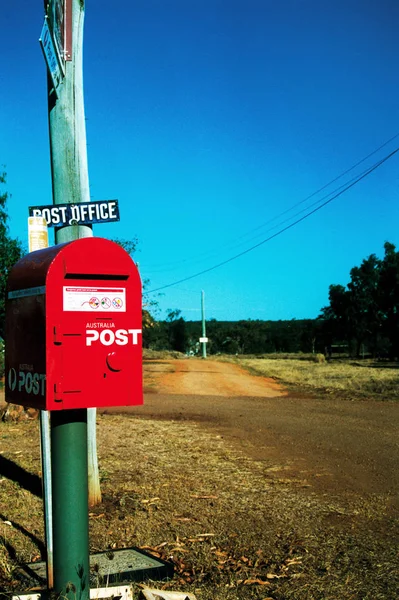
[1,1,399,321]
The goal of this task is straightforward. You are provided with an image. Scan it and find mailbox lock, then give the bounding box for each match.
[106,351,123,372]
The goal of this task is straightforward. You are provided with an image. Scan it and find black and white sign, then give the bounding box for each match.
[29,200,120,227]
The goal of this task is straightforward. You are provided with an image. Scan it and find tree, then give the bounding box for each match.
[320,243,399,358]
[166,309,188,353]
[347,254,382,356]
[113,237,159,336]
[0,171,23,340]
[379,242,399,359]
[300,319,321,354]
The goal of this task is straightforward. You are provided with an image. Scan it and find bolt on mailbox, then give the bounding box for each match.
[5,238,142,411]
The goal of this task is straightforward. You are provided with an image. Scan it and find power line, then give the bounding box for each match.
[144,158,377,276]
[143,132,399,272]
[156,157,382,279]
[147,147,399,294]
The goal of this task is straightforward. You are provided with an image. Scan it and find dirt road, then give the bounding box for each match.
[105,359,399,510]
[144,357,286,397]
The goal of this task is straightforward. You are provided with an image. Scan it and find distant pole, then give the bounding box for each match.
[201,290,207,359]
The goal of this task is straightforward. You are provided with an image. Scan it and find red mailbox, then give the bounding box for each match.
[5,237,142,411]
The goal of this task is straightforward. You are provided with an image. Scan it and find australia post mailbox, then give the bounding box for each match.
[5,237,142,411]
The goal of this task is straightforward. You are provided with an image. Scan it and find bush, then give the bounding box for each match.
[313,353,326,363]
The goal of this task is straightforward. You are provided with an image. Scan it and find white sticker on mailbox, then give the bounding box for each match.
[63,286,126,312]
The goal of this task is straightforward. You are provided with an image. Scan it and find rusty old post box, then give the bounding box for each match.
[5,237,142,410]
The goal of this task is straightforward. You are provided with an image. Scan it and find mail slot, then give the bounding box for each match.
[5,237,142,410]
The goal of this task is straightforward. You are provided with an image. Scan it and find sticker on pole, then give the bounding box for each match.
[63,287,126,312]
[199,337,208,343]
[28,217,49,252]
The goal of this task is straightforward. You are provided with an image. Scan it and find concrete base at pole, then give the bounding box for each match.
[19,547,173,590]
[12,585,134,600]
[51,409,90,600]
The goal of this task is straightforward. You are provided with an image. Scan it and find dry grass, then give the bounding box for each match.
[143,350,186,360]
[218,356,399,401]
[230,352,326,363]
[0,416,398,599]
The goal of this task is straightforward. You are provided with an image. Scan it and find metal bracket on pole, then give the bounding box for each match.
[39,411,53,589]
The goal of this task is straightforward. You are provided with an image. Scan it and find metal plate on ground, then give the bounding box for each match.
[21,548,173,587]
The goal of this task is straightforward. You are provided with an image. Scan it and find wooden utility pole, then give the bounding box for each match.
[47,3,91,227]
[45,0,101,509]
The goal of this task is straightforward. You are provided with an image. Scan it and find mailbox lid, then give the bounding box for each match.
[60,237,140,280]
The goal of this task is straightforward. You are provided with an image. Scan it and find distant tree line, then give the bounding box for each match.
[145,243,399,360]
[144,313,323,356]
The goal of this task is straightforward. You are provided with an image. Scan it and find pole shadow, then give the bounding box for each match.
[0,513,46,558]
[0,455,42,498]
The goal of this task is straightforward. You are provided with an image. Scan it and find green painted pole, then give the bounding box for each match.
[51,410,90,600]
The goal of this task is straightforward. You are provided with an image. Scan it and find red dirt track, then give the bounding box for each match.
[103,359,399,510]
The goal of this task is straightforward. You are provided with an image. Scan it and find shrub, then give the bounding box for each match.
[312,353,326,363]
